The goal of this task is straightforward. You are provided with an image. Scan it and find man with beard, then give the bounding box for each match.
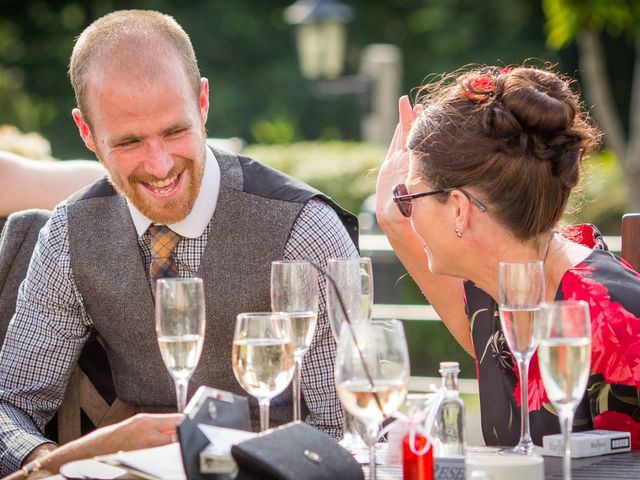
[0,10,358,474]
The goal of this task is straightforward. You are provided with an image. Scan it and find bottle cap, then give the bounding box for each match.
[439,361,460,374]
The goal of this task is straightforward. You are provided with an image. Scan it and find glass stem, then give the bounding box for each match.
[518,358,532,444]
[293,355,303,422]
[259,398,270,432]
[366,422,379,480]
[560,408,574,480]
[369,442,377,480]
[175,379,188,413]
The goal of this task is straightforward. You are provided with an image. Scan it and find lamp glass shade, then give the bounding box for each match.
[295,21,346,80]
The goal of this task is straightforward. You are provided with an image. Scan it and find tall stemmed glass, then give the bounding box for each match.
[232,312,295,431]
[270,260,318,422]
[326,257,374,338]
[155,278,206,412]
[327,257,374,453]
[538,301,591,480]
[335,320,410,480]
[498,260,545,455]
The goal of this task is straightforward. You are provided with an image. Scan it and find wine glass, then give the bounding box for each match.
[326,257,374,454]
[498,260,545,455]
[326,257,374,338]
[155,278,206,412]
[335,319,410,480]
[232,312,295,431]
[538,301,591,480]
[270,260,318,422]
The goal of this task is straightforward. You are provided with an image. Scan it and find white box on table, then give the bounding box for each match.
[542,430,631,458]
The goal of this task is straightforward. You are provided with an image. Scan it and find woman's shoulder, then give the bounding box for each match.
[564,248,640,312]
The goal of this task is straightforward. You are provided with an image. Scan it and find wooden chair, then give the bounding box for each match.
[0,209,134,445]
[621,213,640,272]
[57,356,135,444]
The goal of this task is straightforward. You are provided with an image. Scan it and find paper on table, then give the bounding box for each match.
[198,424,257,456]
[98,443,186,480]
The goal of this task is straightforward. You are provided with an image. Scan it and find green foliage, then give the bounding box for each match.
[244,141,385,214]
[0,0,558,159]
[402,319,476,379]
[250,118,298,145]
[565,150,627,235]
[544,0,640,49]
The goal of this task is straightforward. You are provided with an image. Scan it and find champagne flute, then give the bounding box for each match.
[538,301,591,480]
[232,312,295,431]
[270,260,318,422]
[327,257,374,338]
[335,319,410,480]
[327,257,374,454]
[155,278,206,412]
[498,260,545,455]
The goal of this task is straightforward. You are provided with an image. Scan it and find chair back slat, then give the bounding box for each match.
[621,213,640,272]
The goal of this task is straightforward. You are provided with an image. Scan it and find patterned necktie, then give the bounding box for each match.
[148,225,182,285]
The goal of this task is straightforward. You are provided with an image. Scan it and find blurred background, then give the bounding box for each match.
[2,0,639,444]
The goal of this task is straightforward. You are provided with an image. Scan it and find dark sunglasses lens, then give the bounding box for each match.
[393,184,411,217]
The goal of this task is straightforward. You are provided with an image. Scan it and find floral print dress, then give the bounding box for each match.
[466,225,640,448]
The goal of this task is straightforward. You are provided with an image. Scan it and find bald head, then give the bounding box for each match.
[69,10,201,125]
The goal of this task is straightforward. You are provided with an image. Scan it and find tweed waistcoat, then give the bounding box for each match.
[65,148,358,428]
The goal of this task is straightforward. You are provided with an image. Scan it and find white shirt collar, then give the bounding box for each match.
[129,147,220,238]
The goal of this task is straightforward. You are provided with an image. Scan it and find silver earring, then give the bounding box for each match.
[455,228,462,239]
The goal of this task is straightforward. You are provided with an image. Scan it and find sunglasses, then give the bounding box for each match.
[392,183,488,217]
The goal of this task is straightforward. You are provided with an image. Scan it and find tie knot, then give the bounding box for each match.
[148,225,181,260]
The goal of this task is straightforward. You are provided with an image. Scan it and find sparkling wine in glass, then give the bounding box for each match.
[538,301,591,480]
[155,278,206,412]
[327,257,374,454]
[498,260,545,455]
[270,260,318,422]
[232,312,295,431]
[335,320,410,480]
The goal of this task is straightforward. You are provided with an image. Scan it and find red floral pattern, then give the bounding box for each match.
[512,350,550,410]
[594,410,640,449]
[563,266,640,388]
[469,224,640,448]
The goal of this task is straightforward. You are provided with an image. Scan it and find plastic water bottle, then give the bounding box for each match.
[432,361,466,457]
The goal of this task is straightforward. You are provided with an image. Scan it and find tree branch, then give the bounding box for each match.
[577,28,627,161]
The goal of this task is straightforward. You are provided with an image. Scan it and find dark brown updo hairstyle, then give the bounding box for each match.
[408,65,601,241]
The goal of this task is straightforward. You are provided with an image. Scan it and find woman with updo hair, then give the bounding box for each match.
[376,65,640,448]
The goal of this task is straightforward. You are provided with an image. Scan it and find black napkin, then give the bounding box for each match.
[231,422,364,480]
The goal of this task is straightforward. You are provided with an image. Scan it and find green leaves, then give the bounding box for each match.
[544,0,640,49]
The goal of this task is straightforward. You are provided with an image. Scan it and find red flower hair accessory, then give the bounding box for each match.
[459,67,511,103]
[461,75,496,102]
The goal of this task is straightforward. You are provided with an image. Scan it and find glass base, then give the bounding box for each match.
[500,439,536,455]
[340,429,370,462]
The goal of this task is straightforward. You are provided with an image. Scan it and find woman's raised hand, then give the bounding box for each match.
[375,95,422,235]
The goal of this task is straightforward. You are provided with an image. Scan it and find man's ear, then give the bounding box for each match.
[199,77,210,125]
[72,108,97,153]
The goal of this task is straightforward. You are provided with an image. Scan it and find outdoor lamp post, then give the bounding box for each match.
[284,0,353,80]
[284,0,401,146]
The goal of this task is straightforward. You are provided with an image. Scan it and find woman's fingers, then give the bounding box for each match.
[412,103,423,122]
[399,96,413,146]
[385,123,401,159]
